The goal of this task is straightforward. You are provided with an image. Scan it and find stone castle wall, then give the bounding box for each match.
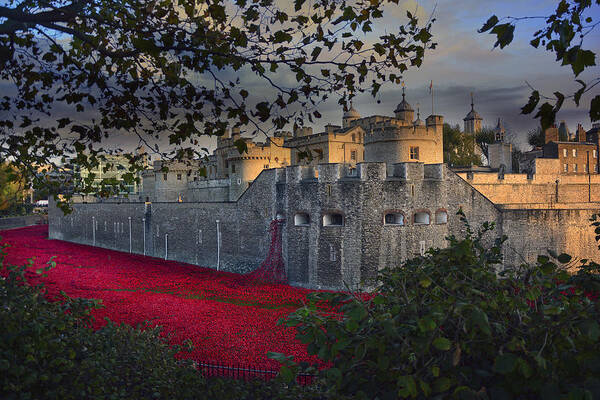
[501,207,600,267]
[458,169,600,206]
[49,163,600,290]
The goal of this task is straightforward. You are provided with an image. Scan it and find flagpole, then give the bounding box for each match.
[429,80,434,115]
[431,81,434,115]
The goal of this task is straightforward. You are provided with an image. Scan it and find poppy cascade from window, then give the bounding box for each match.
[247,218,287,284]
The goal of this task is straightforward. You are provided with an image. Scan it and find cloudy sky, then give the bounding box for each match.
[1,0,598,154]
[308,0,599,150]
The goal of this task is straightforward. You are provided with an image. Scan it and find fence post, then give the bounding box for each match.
[128,216,132,253]
[164,233,168,260]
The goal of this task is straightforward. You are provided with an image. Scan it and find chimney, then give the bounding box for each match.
[577,123,586,142]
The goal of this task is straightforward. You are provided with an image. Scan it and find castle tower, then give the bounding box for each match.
[394,87,414,123]
[488,117,512,173]
[342,103,361,128]
[494,118,505,142]
[463,93,482,134]
[413,105,424,127]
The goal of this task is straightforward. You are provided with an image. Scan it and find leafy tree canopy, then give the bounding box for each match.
[475,127,496,162]
[527,126,544,148]
[442,123,482,167]
[480,0,599,129]
[0,162,26,212]
[0,0,436,209]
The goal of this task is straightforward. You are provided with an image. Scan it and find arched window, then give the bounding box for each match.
[294,213,310,226]
[323,213,344,227]
[384,212,404,225]
[435,210,448,224]
[413,211,430,225]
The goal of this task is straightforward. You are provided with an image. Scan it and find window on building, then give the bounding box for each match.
[232,164,236,173]
[352,134,356,142]
[177,173,182,180]
[410,146,420,160]
[384,213,404,225]
[574,164,578,172]
[563,149,568,158]
[413,211,430,225]
[564,164,568,172]
[584,164,589,173]
[595,165,598,173]
[323,213,344,226]
[594,150,597,158]
[294,213,310,226]
[435,210,448,224]
[573,149,577,157]
[163,173,168,181]
[350,150,357,161]
[348,167,357,177]
[420,240,426,256]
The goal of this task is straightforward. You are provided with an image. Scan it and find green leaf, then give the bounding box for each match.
[419,277,432,288]
[535,102,556,130]
[590,95,600,122]
[494,353,518,374]
[479,15,499,33]
[311,47,322,61]
[490,23,515,49]
[433,377,453,393]
[471,307,491,336]
[397,375,417,398]
[570,48,596,76]
[433,337,452,351]
[557,253,572,264]
[521,91,540,115]
[417,316,436,332]
[279,365,294,383]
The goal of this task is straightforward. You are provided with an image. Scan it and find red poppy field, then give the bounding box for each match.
[0,225,320,370]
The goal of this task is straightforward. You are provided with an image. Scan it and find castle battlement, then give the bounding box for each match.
[365,124,437,144]
[281,162,443,185]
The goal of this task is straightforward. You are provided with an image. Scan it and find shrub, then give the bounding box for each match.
[277,214,600,399]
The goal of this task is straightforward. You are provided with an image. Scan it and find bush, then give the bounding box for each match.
[277,215,600,399]
[0,247,326,400]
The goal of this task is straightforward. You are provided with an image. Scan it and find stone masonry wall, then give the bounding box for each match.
[48,163,598,290]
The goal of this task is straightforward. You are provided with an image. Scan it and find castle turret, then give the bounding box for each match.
[494,118,505,142]
[394,87,414,123]
[413,105,424,127]
[342,104,361,128]
[463,93,482,134]
[488,118,512,172]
